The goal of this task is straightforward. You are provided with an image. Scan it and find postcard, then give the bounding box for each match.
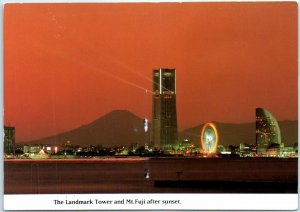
[3,1,298,211]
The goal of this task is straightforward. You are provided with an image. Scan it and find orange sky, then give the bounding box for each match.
[4,2,298,142]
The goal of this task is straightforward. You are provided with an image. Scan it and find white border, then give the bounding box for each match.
[4,194,299,210]
[1,1,299,211]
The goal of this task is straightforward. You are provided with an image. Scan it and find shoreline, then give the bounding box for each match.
[4,156,298,163]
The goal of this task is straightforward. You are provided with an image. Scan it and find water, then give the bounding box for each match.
[4,157,298,194]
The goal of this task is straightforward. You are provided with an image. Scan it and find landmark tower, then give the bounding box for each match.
[151,68,178,150]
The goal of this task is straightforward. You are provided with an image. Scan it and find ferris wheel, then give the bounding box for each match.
[200,122,219,154]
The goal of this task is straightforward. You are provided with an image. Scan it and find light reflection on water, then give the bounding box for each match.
[4,157,297,194]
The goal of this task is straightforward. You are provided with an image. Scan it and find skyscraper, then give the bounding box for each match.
[151,68,178,150]
[4,126,15,157]
[256,108,281,155]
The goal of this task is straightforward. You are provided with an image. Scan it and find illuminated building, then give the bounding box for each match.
[256,108,281,155]
[200,122,219,154]
[30,144,42,154]
[239,143,256,157]
[179,139,197,155]
[23,144,30,153]
[279,146,297,158]
[4,126,15,157]
[42,145,53,154]
[180,139,192,151]
[151,68,179,150]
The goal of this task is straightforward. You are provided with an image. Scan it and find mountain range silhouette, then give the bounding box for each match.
[22,110,297,147]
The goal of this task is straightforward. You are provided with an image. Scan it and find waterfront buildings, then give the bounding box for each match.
[151,68,179,150]
[4,126,15,158]
[256,108,281,156]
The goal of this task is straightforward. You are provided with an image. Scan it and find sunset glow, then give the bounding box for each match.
[4,2,297,142]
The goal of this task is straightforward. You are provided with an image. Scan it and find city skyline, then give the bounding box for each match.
[4,2,297,142]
